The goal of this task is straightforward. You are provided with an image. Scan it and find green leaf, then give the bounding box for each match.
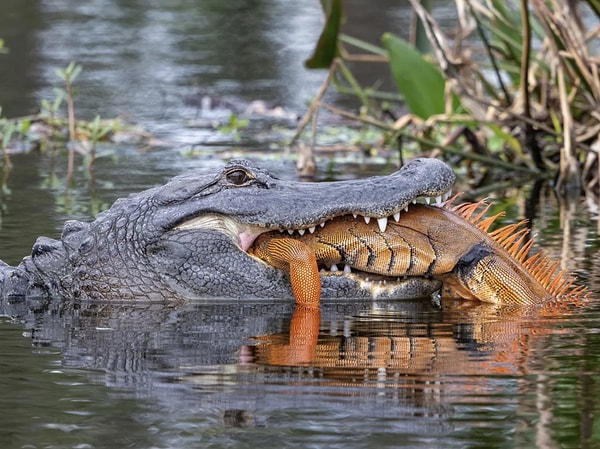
[549,110,563,134]
[381,33,447,119]
[487,123,523,155]
[56,62,82,83]
[19,117,31,134]
[305,0,342,69]
[52,87,67,99]
[69,63,82,82]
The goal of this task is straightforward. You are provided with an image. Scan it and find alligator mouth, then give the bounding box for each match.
[174,191,452,285]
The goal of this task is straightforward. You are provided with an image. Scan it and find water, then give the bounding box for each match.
[1,2,600,448]
[1,296,599,448]
[0,0,415,121]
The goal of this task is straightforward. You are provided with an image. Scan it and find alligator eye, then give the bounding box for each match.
[225,168,252,185]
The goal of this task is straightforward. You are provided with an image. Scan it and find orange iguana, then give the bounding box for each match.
[250,198,588,308]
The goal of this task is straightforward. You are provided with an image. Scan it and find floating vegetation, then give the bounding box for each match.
[0,62,157,185]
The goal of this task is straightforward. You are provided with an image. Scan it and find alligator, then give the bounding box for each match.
[0,158,453,302]
[0,157,587,305]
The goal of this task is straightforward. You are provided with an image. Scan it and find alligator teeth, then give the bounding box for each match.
[273,195,451,239]
[331,264,339,272]
[343,264,352,273]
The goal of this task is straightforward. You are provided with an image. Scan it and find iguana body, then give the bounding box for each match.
[251,199,587,306]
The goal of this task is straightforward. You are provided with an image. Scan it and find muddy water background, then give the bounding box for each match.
[1,1,600,448]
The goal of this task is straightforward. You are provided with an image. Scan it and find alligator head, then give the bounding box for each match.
[6,158,455,301]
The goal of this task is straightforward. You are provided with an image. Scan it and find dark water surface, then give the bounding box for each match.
[1,2,600,449]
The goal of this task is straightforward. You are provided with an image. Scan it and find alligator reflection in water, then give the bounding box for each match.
[2,295,569,429]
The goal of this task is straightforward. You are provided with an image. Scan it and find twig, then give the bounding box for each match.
[467,1,512,104]
[65,76,77,186]
[519,0,532,121]
[289,59,338,147]
[556,64,581,192]
[334,59,369,106]
[520,0,545,171]
[343,54,388,63]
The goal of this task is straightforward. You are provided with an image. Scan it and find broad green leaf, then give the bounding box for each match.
[305,0,342,69]
[381,33,446,119]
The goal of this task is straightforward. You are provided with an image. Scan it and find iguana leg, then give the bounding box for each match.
[251,305,321,366]
[250,235,321,306]
[285,305,320,364]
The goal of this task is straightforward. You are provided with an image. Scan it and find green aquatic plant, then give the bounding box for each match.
[55,62,82,184]
[0,61,155,192]
[0,110,15,170]
[218,113,249,141]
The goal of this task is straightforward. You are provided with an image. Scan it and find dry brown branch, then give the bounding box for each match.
[290,59,338,148]
[556,63,581,191]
